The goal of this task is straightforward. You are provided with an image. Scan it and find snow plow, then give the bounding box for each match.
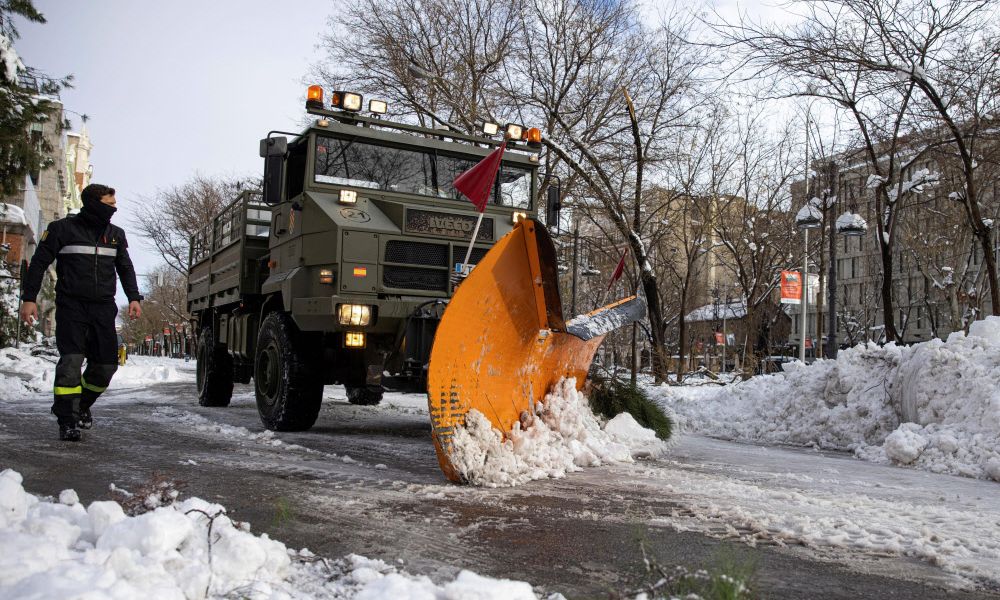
[428,218,646,482]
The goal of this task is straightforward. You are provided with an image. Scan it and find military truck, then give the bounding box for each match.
[187,86,559,432]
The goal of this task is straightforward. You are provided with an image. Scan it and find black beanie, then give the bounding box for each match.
[81,183,115,207]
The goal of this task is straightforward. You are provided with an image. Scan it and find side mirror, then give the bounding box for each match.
[260,137,287,206]
[545,184,562,233]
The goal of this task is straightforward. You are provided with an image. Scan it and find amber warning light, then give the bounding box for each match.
[353,266,368,277]
[306,85,324,110]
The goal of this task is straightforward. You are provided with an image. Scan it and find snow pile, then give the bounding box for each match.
[0,348,193,400]
[113,355,194,388]
[449,377,666,487]
[0,468,541,599]
[653,317,1000,481]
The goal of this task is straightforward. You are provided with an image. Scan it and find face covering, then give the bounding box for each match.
[79,199,117,228]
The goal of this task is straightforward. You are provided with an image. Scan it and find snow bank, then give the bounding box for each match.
[0,347,193,400]
[113,355,194,388]
[0,468,541,599]
[449,377,667,487]
[653,317,1000,481]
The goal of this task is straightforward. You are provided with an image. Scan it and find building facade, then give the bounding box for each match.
[791,136,999,351]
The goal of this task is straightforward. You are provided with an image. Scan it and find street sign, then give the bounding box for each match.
[781,271,802,305]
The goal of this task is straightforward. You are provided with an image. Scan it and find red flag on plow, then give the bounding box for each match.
[454,141,506,212]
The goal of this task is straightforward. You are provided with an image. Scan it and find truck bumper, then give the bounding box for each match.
[290,296,443,334]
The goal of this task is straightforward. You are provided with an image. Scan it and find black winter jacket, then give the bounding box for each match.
[21,214,143,304]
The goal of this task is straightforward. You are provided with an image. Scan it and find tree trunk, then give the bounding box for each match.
[630,321,638,386]
[676,286,687,382]
[977,230,999,316]
[639,269,669,383]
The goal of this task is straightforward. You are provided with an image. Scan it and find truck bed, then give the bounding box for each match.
[187,191,272,313]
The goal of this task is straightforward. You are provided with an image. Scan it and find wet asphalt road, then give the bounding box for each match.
[1,379,998,600]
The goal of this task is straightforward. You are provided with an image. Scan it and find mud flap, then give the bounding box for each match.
[427,219,646,482]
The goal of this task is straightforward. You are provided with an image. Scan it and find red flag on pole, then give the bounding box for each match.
[606,248,629,290]
[454,142,506,212]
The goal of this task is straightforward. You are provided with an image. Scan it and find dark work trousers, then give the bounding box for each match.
[52,298,119,426]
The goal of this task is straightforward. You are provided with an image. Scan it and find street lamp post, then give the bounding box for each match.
[796,205,822,362]
[832,209,869,358]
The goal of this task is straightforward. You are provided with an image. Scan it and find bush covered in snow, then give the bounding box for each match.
[651,317,1000,482]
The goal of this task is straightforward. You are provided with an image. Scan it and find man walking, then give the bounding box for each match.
[20,183,143,441]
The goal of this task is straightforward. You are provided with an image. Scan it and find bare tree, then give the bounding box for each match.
[133,174,253,276]
[718,0,1000,341]
[119,265,190,354]
[314,0,708,380]
[709,111,800,372]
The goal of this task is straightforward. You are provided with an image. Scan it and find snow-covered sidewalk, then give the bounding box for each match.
[0,468,542,599]
[651,317,1000,482]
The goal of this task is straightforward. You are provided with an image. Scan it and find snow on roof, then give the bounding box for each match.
[0,203,27,226]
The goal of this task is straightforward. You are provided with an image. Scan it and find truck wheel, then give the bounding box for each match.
[345,385,384,406]
[254,312,322,431]
[197,326,233,407]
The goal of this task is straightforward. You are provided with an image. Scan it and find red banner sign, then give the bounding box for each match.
[781,271,802,305]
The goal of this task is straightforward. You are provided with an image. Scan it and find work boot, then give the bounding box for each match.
[78,408,93,430]
[59,424,82,442]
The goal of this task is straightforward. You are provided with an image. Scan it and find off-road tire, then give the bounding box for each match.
[197,326,233,407]
[345,385,384,406]
[254,312,323,431]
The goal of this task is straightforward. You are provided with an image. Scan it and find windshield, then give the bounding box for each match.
[314,136,532,210]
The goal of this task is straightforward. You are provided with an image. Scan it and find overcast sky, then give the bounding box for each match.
[14,0,789,301]
[15,0,332,294]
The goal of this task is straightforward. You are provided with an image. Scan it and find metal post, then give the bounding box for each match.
[801,228,809,362]
[826,163,840,359]
[722,292,728,374]
[571,224,579,316]
[800,105,811,363]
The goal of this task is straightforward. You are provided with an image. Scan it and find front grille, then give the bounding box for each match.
[383,266,448,291]
[453,246,490,267]
[385,240,448,267]
[468,247,489,265]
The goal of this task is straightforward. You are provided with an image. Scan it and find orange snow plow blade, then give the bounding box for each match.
[427,219,646,482]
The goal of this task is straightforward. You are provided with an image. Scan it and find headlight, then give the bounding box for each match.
[332,91,364,111]
[369,99,388,114]
[512,211,527,224]
[338,304,372,326]
[319,269,334,284]
[482,121,499,136]
[344,332,366,348]
[505,123,524,140]
[339,189,357,205]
